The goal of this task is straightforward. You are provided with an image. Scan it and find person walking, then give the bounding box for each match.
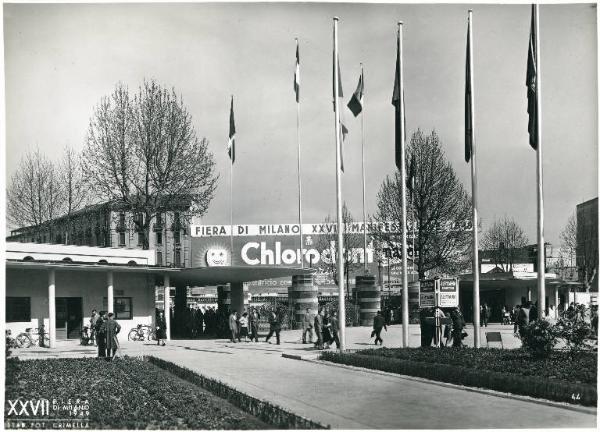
[373,310,387,345]
[517,302,531,338]
[530,301,539,322]
[314,309,324,349]
[156,310,167,346]
[481,303,490,327]
[104,312,121,360]
[301,308,314,344]
[228,310,238,343]
[513,305,521,335]
[329,311,340,349]
[248,307,260,342]
[322,311,332,349]
[265,311,281,345]
[95,311,107,358]
[239,312,249,342]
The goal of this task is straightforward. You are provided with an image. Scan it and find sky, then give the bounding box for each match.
[3,2,598,247]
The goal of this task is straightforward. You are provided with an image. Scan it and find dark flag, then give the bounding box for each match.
[465,20,473,162]
[294,39,300,103]
[228,97,235,163]
[347,69,364,117]
[526,4,538,150]
[392,28,405,170]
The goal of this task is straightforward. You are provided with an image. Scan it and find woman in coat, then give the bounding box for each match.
[156,310,167,346]
[104,313,121,359]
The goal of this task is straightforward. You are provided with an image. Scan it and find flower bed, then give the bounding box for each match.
[5,357,270,429]
[320,348,597,407]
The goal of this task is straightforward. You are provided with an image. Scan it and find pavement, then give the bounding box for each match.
[10,324,598,429]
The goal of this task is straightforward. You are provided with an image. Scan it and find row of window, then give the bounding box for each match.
[6,297,133,322]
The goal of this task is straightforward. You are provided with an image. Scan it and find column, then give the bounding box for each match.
[164,273,171,341]
[230,282,245,315]
[527,286,532,302]
[48,269,56,349]
[288,275,318,329]
[356,275,380,326]
[107,271,114,314]
[554,286,559,308]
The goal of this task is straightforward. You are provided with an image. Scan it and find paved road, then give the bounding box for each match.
[12,325,597,429]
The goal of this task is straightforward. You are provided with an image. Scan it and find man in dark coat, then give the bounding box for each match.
[302,308,314,344]
[156,310,167,346]
[530,301,538,322]
[265,311,281,345]
[314,309,324,349]
[104,312,121,360]
[228,310,238,343]
[329,311,340,348]
[373,310,387,345]
[450,308,466,347]
[95,311,107,358]
[248,307,260,342]
[419,308,428,347]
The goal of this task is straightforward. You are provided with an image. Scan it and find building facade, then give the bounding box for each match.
[576,197,598,291]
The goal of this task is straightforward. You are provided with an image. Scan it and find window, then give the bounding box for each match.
[6,297,31,322]
[174,250,181,267]
[174,230,181,245]
[156,231,163,246]
[156,251,163,266]
[102,297,133,320]
[138,231,145,247]
[119,232,126,247]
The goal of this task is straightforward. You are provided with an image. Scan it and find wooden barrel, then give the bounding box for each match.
[287,274,318,329]
[217,284,231,313]
[356,275,380,326]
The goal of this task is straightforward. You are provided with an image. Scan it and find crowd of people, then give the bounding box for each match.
[169,306,222,338]
[418,307,467,347]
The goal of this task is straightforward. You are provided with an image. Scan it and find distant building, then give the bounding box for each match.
[7,201,192,268]
[576,197,598,291]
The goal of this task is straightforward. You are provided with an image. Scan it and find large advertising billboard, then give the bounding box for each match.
[190,222,419,290]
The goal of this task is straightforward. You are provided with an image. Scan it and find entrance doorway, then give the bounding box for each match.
[56,297,83,339]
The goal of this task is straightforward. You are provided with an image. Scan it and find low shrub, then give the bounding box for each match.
[555,305,595,353]
[517,319,558,358]
[320,349,597,407]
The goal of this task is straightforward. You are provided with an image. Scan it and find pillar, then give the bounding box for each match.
[527,286,532,302]
[230,282,245,315]
[217,285,231,314]
[554,286,559,308]
[48,269,56,349]
[356,275,380,326]
[288,275,318,329]
[107,271,114,314]
[163,274,171,341]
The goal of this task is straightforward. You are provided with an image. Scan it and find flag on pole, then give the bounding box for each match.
[347,69,364,117]
[333,54,349,172]
[294,39,300,103]
[392,29,405,169]
[406,152,416,192]
[228,96,236,163]
[526,4,538,150]
[465,20,473,162]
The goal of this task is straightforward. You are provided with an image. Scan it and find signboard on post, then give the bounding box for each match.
[419,278,459,308]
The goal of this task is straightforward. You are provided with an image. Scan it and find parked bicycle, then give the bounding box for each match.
[6,330,23,349]
[16,326,50,348]
[127,324,156,342]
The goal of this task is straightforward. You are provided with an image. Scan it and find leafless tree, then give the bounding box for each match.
[82,80,218,249]
[373,129,472,279]
[481,216,529,272]
[559,213,577,267]
[7,150,62,241]
[572,211,597,291]
[58,146,89,244]
[314,203,364,295]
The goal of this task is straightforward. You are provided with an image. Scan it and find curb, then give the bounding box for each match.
[302,358,597,416]
[281,352,320,360]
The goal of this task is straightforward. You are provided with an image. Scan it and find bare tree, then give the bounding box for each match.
[82,80,218,249]
[559,213,577,267]
[373,129,472,279]
[314,203,364,294]
[481,216,529,272]
[573,211,597,291]
[7,150,63,241]
[58,146,89,244]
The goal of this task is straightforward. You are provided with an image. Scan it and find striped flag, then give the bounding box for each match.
[228,96,235,163]
[347,69,364,117]
[526,4,538,150]
[294,39,300,103]
[465,17,473,162]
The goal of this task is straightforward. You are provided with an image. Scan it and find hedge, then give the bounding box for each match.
[145,356,329,429]
[320,351,597,407]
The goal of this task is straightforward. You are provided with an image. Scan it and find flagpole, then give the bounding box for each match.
[467,10,481,348]
[333,17,346,351]
[230,133,234,261]
[398,22,409,348]
[534,3,545,314]
[360,64,368,274]
[295,39,304,269]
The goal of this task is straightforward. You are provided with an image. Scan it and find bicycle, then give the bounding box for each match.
[16,326,50,348]
[128,324,156,342]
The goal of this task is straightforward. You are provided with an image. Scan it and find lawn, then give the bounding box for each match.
[5,357,271,429]
[320,347,597,406]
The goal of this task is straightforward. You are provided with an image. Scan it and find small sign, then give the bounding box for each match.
[420,292,435,308]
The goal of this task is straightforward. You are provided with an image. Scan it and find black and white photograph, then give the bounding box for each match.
[2,0,598,429]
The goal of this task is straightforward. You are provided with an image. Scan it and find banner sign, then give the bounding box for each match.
[438,278,459,307]
[419,278,459,308]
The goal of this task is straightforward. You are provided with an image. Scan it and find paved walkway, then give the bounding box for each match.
[11,325,597,429]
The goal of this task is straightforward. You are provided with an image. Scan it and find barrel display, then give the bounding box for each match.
[287,274,318,329]
[356,275,380,326]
